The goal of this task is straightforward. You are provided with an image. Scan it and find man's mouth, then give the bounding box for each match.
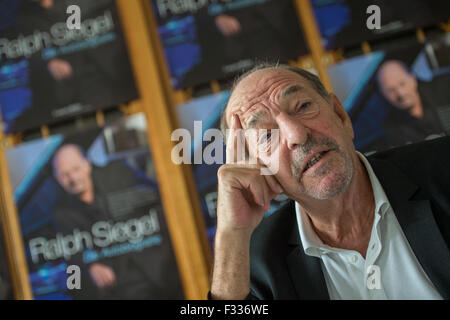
[302,150,329,173]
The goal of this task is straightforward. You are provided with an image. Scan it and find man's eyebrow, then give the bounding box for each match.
[280,85,303,98]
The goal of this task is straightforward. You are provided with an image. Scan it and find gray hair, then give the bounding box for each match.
[220,63,330,140]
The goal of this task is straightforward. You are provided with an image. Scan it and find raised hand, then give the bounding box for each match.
[211,113,283,300]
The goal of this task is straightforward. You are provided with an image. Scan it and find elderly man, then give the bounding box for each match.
[377,60,449,147]
[210,64,450,300]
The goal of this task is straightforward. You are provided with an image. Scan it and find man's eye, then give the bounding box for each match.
[295,102,311,113]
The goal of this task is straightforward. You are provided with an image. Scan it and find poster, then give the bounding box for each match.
[152,0,308,89]
[313,0,450,50]
[6,113,184,299]
[327,35,450,153]
[0,0,138,133]
[0,223,13,300]
[176,92,290,247]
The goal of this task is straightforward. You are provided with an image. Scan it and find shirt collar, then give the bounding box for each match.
[356,151,391,218]
[295,151,391,257]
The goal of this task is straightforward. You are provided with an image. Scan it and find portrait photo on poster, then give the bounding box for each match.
[312,0,450,50]
[6,113,184,300]
[327,34,450,154]
[0,0,138,134]
[152,0,309,89]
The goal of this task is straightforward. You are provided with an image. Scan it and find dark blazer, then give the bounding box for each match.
[249,136,450,299]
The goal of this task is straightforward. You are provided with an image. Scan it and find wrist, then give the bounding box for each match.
[215,227,253,244]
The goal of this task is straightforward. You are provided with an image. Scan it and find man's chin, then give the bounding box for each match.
[305,183,347,200]
[292,147,354,200]
[301,169,352,200]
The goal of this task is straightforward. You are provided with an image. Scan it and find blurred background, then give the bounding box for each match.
[0,0,449,300]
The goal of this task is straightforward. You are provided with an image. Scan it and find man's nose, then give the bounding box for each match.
[67,174,77,184]
[397,85,410,97]
[276,113,310,150]
[395,91,406,103]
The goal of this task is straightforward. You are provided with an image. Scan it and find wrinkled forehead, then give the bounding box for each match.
[226,69,311,126]
[53,147,85,171]
[379,63,413,85]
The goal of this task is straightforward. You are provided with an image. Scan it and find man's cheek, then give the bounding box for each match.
[274,158,294,186]
[60,178,69,189]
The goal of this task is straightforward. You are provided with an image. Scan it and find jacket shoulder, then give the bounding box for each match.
[368,136,450,177]
[368,136,450,217]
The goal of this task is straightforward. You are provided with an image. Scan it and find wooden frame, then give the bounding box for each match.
[0,123,32,299]
[294,0,333,92]
[116,0,211,300]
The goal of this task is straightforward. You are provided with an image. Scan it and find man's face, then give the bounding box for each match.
[378,62,418,110]
[53,146,92,196]
[226,68,356,201]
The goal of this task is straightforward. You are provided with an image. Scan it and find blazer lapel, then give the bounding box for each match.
[369,157,450,299]
[286,220,329,300]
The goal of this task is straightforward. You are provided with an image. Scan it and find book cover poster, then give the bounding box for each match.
[6,113,184,299]
[327,36,450,153]
[153,0,308,89]
[313,0,450,50]
[0,0,138,133]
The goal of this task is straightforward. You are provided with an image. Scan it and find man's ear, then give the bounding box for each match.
[84,158,92,173]
[409,72,418,89]
[330,93,354,140]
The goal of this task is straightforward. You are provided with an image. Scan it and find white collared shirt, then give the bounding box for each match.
[295,152,442,300]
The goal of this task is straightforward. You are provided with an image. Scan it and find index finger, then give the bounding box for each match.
[226,113,246,163]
